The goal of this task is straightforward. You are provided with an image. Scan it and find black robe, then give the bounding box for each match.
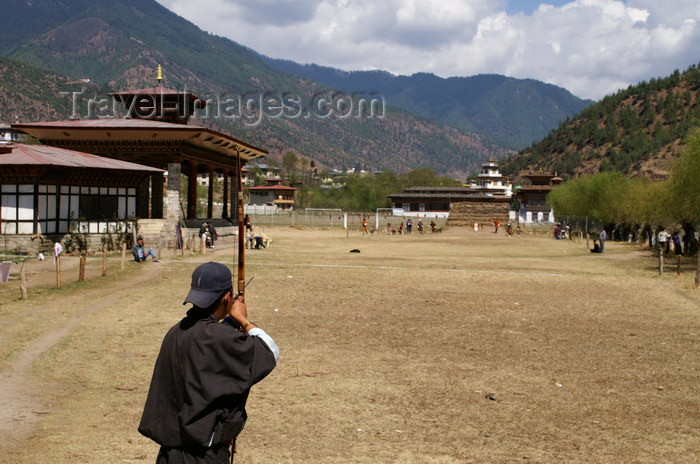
[139,309,277,463]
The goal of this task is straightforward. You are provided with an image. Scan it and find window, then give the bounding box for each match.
[1,183,137,235]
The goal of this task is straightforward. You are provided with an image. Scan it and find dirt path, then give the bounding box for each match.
[0,262,163,453]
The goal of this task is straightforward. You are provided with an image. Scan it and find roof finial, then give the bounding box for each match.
[156,65,163,85]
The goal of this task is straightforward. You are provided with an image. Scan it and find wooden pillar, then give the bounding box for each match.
[166,162,182,222]
[187,162,198,219]
[222,171,229,219]
[232,174,239,222]
[151,172,164,219]
[207,168,214,219]
[136,176,150,219]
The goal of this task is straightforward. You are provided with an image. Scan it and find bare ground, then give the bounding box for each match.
[0,227,698,463]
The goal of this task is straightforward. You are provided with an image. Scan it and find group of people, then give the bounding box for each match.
[198,222,218,248]
[553,222,574,240]
[657,227,684,257]
[385,219,434,234]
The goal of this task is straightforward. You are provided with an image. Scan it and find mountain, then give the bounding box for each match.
[263,58,594,149]
[0,0,509,178]
[0,56,73,123]
[501,63,700,181]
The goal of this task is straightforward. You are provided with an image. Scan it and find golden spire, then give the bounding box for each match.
[156,65,163,84]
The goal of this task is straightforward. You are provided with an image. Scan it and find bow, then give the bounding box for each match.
[236,146,245,302]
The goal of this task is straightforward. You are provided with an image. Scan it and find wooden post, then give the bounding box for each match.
[659,246,664,275]
[19,259,27,299]
[158,239,163,261]
[201,234,206,254]
[676,255,681,277]
[121,243,126,271]
[102,247,107,277]
[79,254,86,282]
[695,251,699,289]
[586,233,590,250]
[56,255,61,289]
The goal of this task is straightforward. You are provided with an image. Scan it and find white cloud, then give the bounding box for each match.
[157,0,700,100]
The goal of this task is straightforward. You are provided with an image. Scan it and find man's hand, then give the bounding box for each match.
[229,296,248,326]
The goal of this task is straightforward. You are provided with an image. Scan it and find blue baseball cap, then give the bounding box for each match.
[183,262,233,308]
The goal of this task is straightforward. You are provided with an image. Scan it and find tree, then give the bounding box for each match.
[282,151,299,183]
[667,127,700,256]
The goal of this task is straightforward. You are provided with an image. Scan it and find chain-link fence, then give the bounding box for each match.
[243,209,450,232]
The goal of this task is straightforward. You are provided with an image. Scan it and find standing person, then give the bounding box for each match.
[516,223,521,238]
[406,218,412,234]
[244,214,252,232]
[132,237,158,263]
[417,220,424,234]
[208,222,218,248]
[139,262,279,464]
[493,218,500,233]
[657,228,669,253]
[506,222,512,237]
[672,231,684,276]
[199,222,210,247]
[599,226,608,253]
[362,217,368,235]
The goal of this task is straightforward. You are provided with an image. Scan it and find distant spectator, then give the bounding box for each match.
[672,232,683,256]
[599,226,607,252]
[590,239,602,253]
[132,237,158,263]
[657,228,669,253]
[208,222,218,248]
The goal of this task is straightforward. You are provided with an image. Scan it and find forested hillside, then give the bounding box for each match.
[503,64,700,181]
[0,56,72,123]
[264,58,593,149]
[0,0,509,178]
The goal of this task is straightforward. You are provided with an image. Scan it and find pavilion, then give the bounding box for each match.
[10,70,267,248]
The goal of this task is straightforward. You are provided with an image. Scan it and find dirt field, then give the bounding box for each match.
[0,227,698,463]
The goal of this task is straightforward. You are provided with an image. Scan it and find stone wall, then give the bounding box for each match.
[446,200,511,227]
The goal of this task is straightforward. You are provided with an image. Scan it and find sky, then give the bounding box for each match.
[155,0,700,100]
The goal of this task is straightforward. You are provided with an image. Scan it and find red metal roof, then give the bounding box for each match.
[13,119,268,160]
[0,143,163,172]
[248,185,297,191]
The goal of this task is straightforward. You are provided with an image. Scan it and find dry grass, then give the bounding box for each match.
[0,227,699,463]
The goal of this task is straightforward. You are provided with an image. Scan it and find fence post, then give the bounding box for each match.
[56,255,61,289]
[20,259,27,299]
[121,243,126,271]
[79,253,86,281]
[102,247,107,277]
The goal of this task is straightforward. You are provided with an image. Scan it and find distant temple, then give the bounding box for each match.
[387,160,512,226]
[387,160,562,226]
[512,171,564,223]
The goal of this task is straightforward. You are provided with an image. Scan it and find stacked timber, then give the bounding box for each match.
[446,200,510,227]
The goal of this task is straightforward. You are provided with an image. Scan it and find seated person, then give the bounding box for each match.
[590,239,602,253]
[245,229,267,249]
[132,237,158,262]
